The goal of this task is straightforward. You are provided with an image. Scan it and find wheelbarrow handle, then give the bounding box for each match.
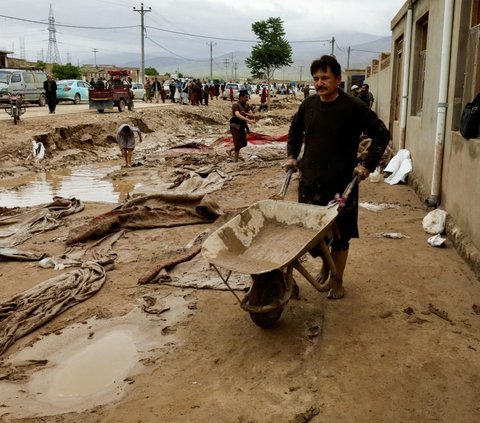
[278,168,294,200]
[342,174,359,201]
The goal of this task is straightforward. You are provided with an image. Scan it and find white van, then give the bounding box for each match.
[0,69,47,106]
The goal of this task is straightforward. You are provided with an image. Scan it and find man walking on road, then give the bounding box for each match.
[285,55,390,299]
[43,74,57,114]
[116,123,143,168]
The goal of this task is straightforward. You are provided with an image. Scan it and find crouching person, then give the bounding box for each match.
[116,123,142,168]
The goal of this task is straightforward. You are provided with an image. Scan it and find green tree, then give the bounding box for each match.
[245,17,292,110]
[51,63,82,80]
[35,61,47,71]
[145,67,159,76]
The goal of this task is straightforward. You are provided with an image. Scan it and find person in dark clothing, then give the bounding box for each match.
[285,55,390,299]
[96,77,105,88]
[43,74,57,114]
[228,89,255,162]
[358,83,374,108]
[169,81,176,102]
[202,82,209,106]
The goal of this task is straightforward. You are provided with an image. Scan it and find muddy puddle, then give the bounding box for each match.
[0,293,191,418]
[0,164,139,207]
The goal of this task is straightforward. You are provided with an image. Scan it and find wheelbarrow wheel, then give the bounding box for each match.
[248,270,286,328]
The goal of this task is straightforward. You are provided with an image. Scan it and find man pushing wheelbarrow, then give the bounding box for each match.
[284,55,390,299]
[202,55,390,328]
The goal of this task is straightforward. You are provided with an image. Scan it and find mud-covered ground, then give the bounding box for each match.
[0,97,479,423]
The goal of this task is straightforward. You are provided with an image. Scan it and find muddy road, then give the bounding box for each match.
[0,97,479,423]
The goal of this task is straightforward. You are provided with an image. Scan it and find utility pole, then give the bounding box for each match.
[92,48,98,67]
[231,54,234,81]
[207,41,216,81]
[347,46,351,70]
[299,65,304,83]
[133,3,151,83]
[223,58,229,81]
[331,36,335,56]
[234,62,238,81]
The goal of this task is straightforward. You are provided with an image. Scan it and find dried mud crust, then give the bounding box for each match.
[1,98,480,423]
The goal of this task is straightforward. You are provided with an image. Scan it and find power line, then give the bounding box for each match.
[1,13,341,45]
[0,13,138,29]
[145,36,202,62]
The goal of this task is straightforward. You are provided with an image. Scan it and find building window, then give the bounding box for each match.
[412,13,428,116]
[472,0,480,27]
[464,1,480,101]
[393,36,403,121]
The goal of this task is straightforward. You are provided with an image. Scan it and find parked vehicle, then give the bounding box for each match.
[89,70,134,113]
[222,82,243,100]
[131,83,146,101]
[56,79,90,104]
[0,69,47,106]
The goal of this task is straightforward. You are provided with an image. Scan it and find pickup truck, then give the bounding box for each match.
[89,70,134,113]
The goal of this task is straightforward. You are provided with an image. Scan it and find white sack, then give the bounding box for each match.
[422,209,448,234]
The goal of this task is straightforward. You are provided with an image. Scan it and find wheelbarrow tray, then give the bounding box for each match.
[202,199,338,275]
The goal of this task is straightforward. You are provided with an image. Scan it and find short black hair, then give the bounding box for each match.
[310,55,341,77]
[121,125,131,134]
[239,89,249,98]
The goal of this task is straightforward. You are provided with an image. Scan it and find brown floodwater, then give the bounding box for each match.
[0,165,138,207]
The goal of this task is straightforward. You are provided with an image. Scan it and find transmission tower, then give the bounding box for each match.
[46,4,61,64]
[20,37,26,61]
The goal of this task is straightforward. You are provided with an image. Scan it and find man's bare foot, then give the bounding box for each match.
[326,277,344,299]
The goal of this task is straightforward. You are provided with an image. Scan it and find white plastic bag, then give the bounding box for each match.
[384,149,412,185]
[427,234,446,247]
[32,140,45,160]
[422,209,447,234]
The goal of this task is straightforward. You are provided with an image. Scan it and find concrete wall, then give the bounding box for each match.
[365,58,393,131]
[442,133,480,247]
[372,0,480,253]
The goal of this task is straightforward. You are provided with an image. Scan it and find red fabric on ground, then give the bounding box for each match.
[213,132,288,146]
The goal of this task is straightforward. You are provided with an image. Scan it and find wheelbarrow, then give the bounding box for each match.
[201,172,358,328]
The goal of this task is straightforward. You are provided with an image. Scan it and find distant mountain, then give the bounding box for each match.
[83,33,392,81]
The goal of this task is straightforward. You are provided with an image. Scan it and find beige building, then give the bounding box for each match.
[365,0,480,277]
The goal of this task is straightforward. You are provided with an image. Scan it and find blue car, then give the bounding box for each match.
[56,79,90,104]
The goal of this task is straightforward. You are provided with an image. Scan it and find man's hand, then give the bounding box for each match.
[353,164,370,181]
[283,158,298,173]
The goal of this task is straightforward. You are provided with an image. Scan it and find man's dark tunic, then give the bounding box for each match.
[287,90,390,242]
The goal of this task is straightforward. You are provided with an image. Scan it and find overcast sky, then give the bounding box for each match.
[0,0,406,65]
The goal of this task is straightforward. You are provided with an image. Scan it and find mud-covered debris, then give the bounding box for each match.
[403,307,415,315]
[291,406,321,423]
[472,304,480,315]
[408,316,429,324]
[428,303,452,322]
